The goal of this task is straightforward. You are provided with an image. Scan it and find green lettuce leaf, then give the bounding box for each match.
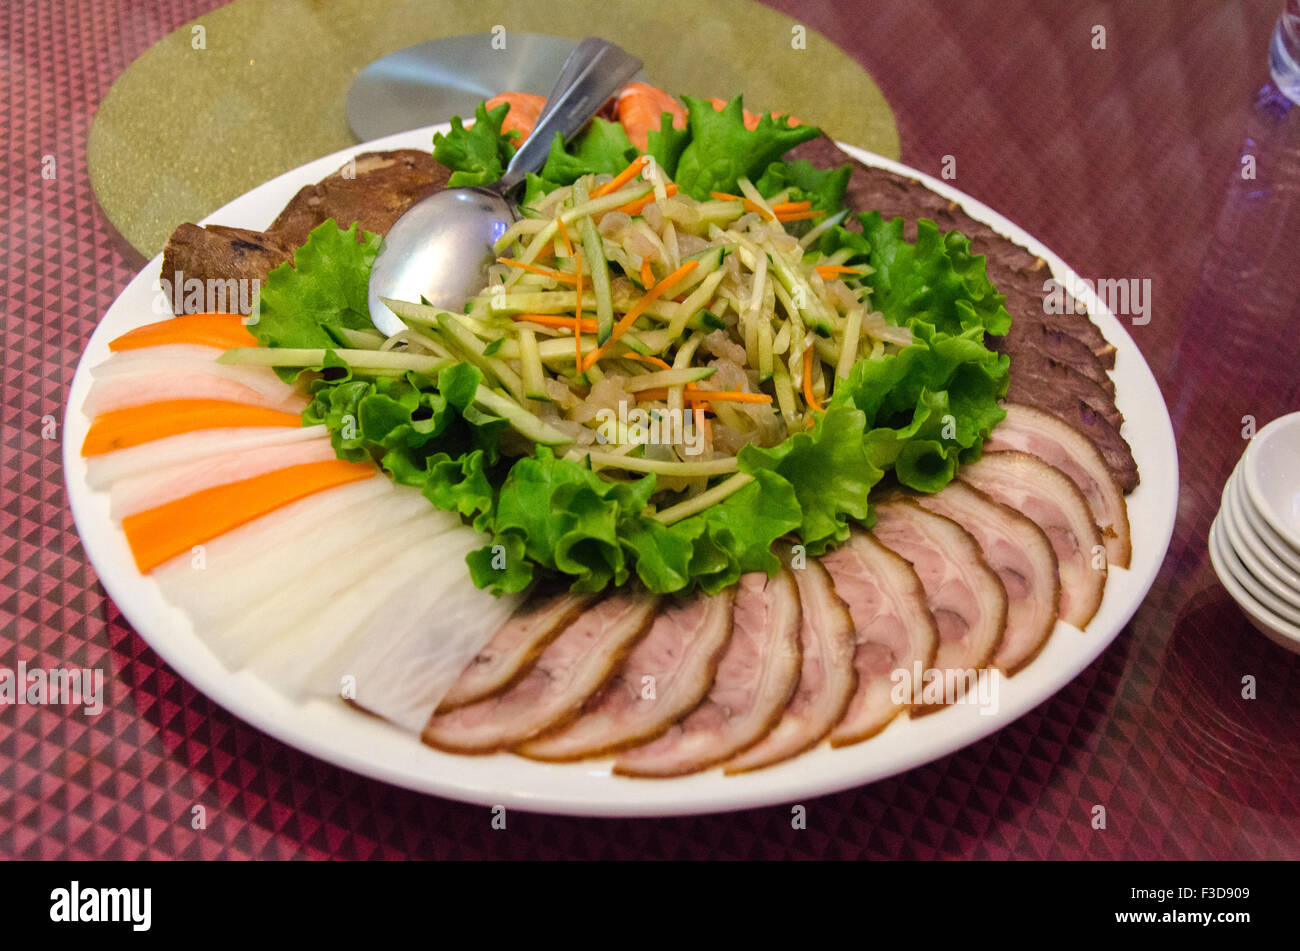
[538,118,638,185]
[432,101,517,187]
[250,220,381,379]
[673,95,821,200]
[755,158,852,215]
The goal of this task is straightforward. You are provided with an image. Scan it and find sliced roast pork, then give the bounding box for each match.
[437,590,598,712]
[516,588,735,761]
[913,483,1060,675]
[959,450,1106,629]
[724,560,857,773]
[869,499,1007,701]
[985,402,1131,567]
[819,532,939,744]
[613,571,802,778]
[421,591,659,753]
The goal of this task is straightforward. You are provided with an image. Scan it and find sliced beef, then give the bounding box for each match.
[819,531,938,744]
[437,590,599,712]
[516,588,735,761]
[421,591,659,753]
[160,149,451,314]
[986,403,1131,568]
[1006,358,1122,431]
[912,483,1060,675]
[959,451,1106,629]
[614,571,802,778]
[724,559,857,773]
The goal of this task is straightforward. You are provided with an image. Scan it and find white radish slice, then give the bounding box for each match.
[311,530,521,730]
[202,511,461,671]
[83,371,308,417]
[109,437,339,518]
[246,519,483,702]
[89,344,307,403]
[85,425,328,488]
[153,479,431,635]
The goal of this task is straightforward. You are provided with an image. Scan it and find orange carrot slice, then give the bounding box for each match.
[591,155,648,199]
[614,183,678,216]
[802,346,824,412]
[122,459,374,573]
[109,314,257,352]
[512,313,599,333]
[497,258,582,285]
[82,400,302,456]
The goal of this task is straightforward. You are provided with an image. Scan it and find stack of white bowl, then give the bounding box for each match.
[1210,412,1300,653]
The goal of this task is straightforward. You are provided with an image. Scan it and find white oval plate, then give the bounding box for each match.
[65,127,1179,816]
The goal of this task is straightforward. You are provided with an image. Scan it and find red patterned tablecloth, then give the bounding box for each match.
[3,0,1300,859]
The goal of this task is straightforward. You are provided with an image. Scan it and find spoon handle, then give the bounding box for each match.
[496,38,642,193]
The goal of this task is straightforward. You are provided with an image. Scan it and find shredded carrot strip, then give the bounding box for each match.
[615,183,678,216]
[556,218,574,258]
[775,210,825,223]
[82,400,301,456]
[109,314,257,352]
[590,155,648,198]
[640,260,655,288]
[770,200,813,213]
[122,459,375,573]
[622,353,673,371]
[512,313,599,333]
[497,257,581,285]
[802,346,824,412]
[581,260,699,371]
[573,250,584,372]
[815,265,862,279]
[709,191,745,203]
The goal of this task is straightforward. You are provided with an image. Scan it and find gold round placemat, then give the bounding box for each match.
[89,0,899,258]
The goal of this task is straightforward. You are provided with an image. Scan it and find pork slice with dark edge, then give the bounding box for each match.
[421,590,659,754]
[985,402,1131,568]
[515,588,735,762]
[724,559,857,773]
[613,571,802,778]
[959,450,1106,629]
[436,590,599,712]
[869,498,1007,708]
[818,531,939,744]
[912,483,1061,675]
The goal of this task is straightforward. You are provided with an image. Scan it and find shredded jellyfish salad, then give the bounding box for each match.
[343,156,911,514]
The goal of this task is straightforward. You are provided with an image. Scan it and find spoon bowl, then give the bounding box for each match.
[367,38,642,336]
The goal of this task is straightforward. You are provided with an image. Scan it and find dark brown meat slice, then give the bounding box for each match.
[515,588,735,761]
[1006,353,1123,430]
[160,149,451,313]
[436,590,598,712]
[421,591,659,753]
[994,318,1114,392]
[159,225,292,314]
[267,149,451,247]
[613,571,802,778]
[724,559,857,773]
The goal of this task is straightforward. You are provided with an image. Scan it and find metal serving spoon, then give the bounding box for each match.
[367,37,642,336]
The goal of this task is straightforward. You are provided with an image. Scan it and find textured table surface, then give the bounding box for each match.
[3,0,1300,860]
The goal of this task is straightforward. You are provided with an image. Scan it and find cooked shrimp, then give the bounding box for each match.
[615,82,686,151]
[484,92,546,142]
